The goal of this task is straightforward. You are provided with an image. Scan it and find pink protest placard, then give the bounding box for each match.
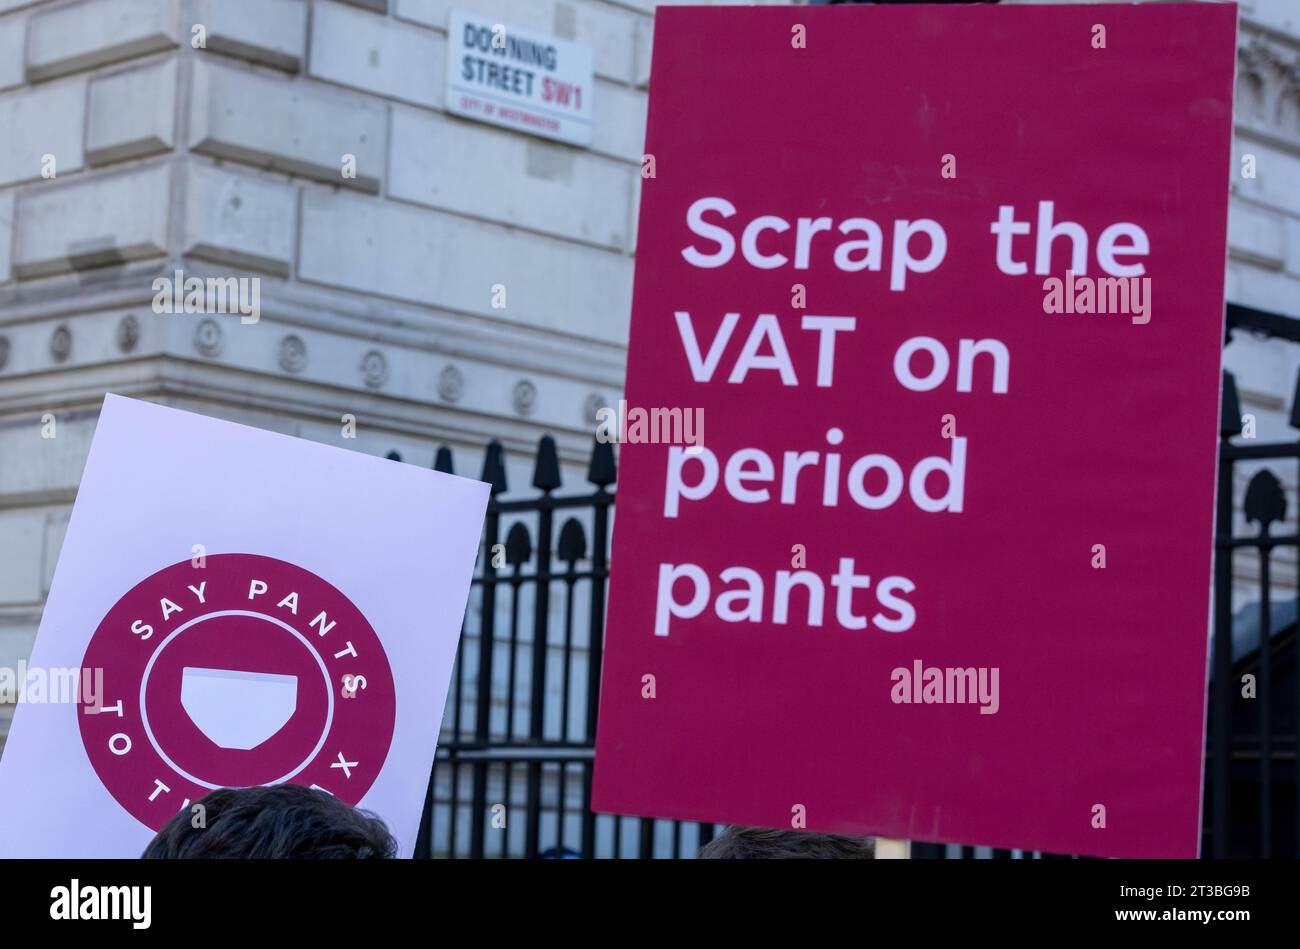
[0,395,488,857]
[592,3,1237,858]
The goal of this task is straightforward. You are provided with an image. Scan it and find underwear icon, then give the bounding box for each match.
[180,667,298,750]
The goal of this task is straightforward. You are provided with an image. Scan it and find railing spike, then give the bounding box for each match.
[386,450,402,462]
[558,517,588,563]
[1244,468,1286,531]
[505,521,533,565]
[532,434,562,492]
[480,441,508,496]
[1288,367,1300,432]
[587,436,616,487]
[433,445,455,474]
[1221,370,1241,438]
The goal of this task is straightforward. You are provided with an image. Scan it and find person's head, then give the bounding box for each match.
[141,784,397,859]
[697,825,875,859]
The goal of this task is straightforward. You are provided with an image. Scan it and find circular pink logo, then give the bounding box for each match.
[78,554,396,831]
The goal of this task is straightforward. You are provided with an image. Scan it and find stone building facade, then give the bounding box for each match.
[0,0,1298,764]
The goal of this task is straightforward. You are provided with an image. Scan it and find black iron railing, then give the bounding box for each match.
[1203,305,1300,858]
[408,436,718,858]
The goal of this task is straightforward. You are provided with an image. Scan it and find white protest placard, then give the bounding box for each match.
[0,395,488,857]
[445,9,594,147]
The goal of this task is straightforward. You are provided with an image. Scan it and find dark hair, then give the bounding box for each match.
[697,825,875,859]
[141,784,398,859]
